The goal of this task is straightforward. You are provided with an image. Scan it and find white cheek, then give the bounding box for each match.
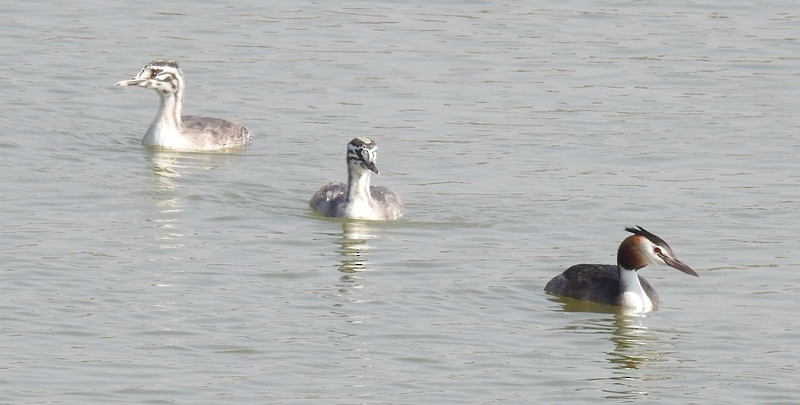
[640,244,663,266]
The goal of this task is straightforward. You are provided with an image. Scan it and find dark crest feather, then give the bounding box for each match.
[624,225,670,249]
[149,60,180,70]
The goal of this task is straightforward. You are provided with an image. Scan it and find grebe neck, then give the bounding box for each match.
[145,90,184,145]
[616,266,653,312]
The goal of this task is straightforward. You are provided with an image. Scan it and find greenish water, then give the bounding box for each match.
[1,1,798,403]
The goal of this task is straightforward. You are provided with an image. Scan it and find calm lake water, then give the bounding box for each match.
[1,1,798,403]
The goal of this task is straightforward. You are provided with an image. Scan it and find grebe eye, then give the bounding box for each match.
[653,247,662,254]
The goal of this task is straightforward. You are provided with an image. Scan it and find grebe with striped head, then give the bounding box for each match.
[115,60,251,151]
[310,138,404,220]
[545,226,698,312]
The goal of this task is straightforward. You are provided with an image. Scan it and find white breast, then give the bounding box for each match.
[344,199,381,220]
[617,290,654,313]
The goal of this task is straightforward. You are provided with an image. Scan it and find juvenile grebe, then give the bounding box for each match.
[310,138,404,220]
[545,226,698,312]
[115,60,251,151]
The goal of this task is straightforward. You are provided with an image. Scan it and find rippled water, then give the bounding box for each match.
[1,1,799,403]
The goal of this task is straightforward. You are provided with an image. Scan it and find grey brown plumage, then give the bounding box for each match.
[309,138,404,220]
[544,264,659,308]
[115,60,251,151]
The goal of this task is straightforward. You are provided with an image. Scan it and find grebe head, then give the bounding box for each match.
[115,60,184,96]
[347,137,379,174]
[618,226,698,276]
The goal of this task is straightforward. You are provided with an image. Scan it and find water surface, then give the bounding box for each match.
[1,1,799,403]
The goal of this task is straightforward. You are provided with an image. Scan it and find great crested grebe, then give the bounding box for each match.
[545,226,698,312]
[310,137,404,220]
[115,60,251,151]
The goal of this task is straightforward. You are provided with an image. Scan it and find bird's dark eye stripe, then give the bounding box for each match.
[155,72,177,81]
[348,150,366,161]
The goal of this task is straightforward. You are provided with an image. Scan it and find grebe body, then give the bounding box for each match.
[310,138,404,221]
[115,60,251,151]
[545,226,698,312]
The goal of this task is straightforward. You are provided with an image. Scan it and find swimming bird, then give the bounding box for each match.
[115,60,251,151]
[544,226,698,312]
[310,137,404,220]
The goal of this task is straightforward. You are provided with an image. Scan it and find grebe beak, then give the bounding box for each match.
[663,256,698,277]
[363,161,379,174]
[115,78,146,87]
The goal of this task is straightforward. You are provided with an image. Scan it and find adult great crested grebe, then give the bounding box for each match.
[545,226,698,312]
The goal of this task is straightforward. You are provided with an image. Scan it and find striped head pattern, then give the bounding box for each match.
[347,137,379,174]
[115,60,184,95]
